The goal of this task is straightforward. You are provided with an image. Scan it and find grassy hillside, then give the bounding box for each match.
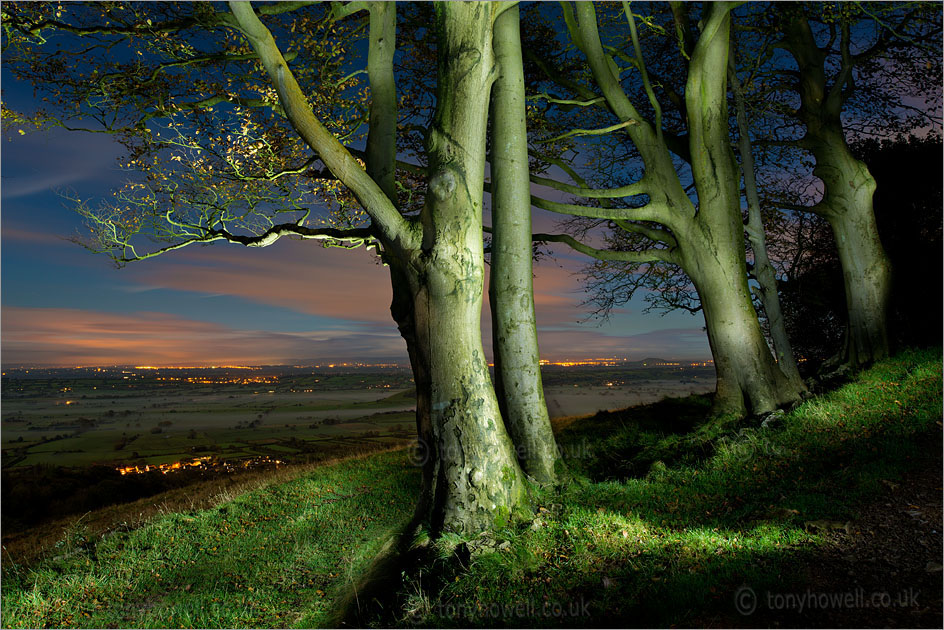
[391,348,942,627]
[2,349,940,628]
[1,450,420,628]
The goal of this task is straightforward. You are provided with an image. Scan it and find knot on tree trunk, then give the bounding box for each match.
[429,170,457,201]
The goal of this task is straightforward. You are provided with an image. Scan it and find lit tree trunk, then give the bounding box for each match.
[681,2,801,416]
[488,5,563,485]
[685,246,800,416]
[780,16,892,367]
[811,132,892,367]
[406,2,528,534]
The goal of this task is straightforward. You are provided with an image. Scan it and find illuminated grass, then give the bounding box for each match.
[2,350,940,628]
[1,451,420,629]
[398,348,942,627]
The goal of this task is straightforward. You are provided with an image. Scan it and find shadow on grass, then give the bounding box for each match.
[3,350,939,628]
[370,349,942,627]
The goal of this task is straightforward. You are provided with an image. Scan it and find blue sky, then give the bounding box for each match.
[1,122,710,367]
[0,31,710,368]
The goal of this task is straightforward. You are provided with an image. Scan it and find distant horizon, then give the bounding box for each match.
[0,355,716,371]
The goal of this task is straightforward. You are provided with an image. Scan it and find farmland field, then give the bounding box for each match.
[0,362,715,539]
[1,363,715,471]
[1,366,418,471]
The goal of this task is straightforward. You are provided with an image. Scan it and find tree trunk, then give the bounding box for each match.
[488,5,563,485]
[683,3,803,417]
[811,136,892,367]
[392,255,526,535]
[404,2,528,535]
[781,15,893,367]
[687,244,800,417]
[411,266,528,534]
[728,52,806,391]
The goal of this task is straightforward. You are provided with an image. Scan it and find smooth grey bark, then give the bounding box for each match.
[365,1,398,201]
[488,5,563,485]
[232,1,528,535]
[779,15,892,367]
[680,4,798,416]
[729,51,806,392]
[565,1,804,417]
[406,2,529,534]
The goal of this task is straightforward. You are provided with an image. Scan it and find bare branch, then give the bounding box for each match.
[537,119,637,144]
[529,173,647,199]
[534,232,677,264]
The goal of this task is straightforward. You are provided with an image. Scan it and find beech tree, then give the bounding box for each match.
[2,1,536,535]
[488,5,563,485]
[757,3,942,368]
[375,2,563,486]
[524,1,805,417]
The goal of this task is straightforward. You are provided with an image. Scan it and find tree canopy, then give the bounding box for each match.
[2,0,941,533]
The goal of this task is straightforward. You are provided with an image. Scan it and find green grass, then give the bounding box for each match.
[1,451,420,629]
[2,350,940,628]
[391,348,942,627]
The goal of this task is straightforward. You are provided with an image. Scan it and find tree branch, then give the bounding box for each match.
[530,194,668,224]
[529,92,606,108]
[522,48,602,104]
[227,1,413,255]
[537,119,637,144]
[105,224,376,264]
[614,219,677,248]
[528,173,647,199]
[623,0,663,142]
[533,232,676,264]
[258,2,319,16]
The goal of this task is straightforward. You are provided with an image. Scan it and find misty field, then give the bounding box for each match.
[1,370,417,470]
[1,365,715,470]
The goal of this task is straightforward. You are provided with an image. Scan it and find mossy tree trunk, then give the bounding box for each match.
[564,2,804,417]
[232,1,528,536]
[780,15,892,367]
[488,5,563,485]
[404,2,528,534]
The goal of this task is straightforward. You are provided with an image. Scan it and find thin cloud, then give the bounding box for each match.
[122,239,395,324]
[0,226,69,245]
[1,171,92,200]
[1,306,406,367]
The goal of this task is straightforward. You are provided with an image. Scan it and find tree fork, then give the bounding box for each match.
[411,2,529,534]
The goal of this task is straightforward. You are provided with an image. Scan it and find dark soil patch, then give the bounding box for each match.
[704,440,943,628]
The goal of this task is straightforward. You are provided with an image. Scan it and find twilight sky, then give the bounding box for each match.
[0,68,710,368]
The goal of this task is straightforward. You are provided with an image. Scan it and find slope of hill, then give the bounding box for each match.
[2,349,940,628]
